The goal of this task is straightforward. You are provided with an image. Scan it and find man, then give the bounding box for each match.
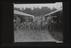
[14,16,21,30]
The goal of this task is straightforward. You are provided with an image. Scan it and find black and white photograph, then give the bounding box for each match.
[14,2,63,43]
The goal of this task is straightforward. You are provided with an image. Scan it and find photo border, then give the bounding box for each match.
[1,1,69,47]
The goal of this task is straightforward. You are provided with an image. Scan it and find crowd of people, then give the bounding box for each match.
[14,7,63,32]
[14,12,63,41]
[14,14,61,31]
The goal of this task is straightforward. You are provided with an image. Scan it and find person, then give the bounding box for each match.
[14,16,21,30]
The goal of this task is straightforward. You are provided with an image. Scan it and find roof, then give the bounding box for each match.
[44,8,62,17]
[14,9,34,18]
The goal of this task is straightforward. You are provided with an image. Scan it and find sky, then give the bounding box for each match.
[14,2,62,10]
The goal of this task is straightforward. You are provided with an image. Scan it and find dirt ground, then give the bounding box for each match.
[14,29,63,43]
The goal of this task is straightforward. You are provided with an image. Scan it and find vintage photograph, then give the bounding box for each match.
[14,2,63,43]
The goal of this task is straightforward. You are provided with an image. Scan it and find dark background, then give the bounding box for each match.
[1,1,70,47]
